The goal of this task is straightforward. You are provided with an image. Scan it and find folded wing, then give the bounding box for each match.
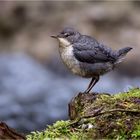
[73,40,117,64]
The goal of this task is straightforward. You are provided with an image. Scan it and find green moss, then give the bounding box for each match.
[114,88,140,99]
[27,88,140,140]
[131,121,140,139]
[26,120,87,140]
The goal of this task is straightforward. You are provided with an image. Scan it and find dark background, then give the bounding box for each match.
[0,1,139,133]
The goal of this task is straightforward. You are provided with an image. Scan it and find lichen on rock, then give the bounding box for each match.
[27,88,140,140]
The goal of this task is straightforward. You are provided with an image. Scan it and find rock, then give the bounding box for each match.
[27,88,140,139]
[0,122,25,140]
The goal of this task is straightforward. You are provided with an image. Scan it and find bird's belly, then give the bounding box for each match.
[80,62,114,77]
[59,46,113,78]
[59,46,86,77]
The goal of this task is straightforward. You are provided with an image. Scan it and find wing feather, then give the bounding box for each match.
[73,36,116,63]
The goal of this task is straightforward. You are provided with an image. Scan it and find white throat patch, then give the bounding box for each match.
[58,38,71,47]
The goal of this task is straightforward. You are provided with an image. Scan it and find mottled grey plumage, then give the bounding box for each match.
[51,27,132,93]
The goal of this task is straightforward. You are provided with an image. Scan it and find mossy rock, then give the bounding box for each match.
[27,88,140,140]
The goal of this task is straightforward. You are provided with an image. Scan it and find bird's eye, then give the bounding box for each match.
[64,33,69,37]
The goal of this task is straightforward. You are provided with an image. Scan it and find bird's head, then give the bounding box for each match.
[51,27,81,46]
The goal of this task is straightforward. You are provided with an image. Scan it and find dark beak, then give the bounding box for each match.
[51,35,58,39]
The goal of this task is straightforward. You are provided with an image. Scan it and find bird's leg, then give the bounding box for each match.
[84,77,95,93]
[85,76,99,93]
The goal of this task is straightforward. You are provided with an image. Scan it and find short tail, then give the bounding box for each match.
[115,47,133,64]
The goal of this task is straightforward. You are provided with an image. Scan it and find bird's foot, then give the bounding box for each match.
[83,90,94,94]
[83,90,91,94]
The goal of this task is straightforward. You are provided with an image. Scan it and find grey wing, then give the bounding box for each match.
[73,43,117,64]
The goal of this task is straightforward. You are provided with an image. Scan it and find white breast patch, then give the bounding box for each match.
[59,42,86,76]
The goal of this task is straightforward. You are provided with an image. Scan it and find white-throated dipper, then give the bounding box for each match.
[51,27,132,93]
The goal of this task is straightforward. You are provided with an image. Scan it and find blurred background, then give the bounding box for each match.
[0,1,140,133]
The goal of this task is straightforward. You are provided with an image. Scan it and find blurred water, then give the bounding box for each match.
[0,53,139,133]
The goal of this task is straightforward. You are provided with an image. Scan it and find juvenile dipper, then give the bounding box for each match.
[51,27,132,93]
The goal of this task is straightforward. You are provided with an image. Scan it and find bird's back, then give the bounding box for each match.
[75,35,99,49]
